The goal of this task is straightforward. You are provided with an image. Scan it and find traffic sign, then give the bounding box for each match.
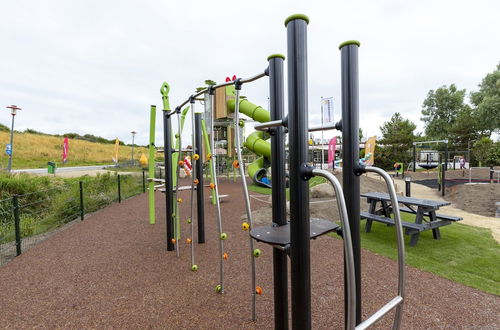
[5,144,12,156]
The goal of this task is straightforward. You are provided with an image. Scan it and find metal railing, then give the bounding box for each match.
[0,173,144,266]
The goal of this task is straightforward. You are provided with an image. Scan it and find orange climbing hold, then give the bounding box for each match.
[232,160,239,168]
[178,160,184,167]
[194,179,199,185]
[171,238,176,244]
[209,183,215,189]
[255,286,263,295]
[177,198,183,203]
[223,253,228,260]
[186,238,192,244]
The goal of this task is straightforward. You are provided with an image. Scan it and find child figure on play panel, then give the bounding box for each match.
[459,157,466,170]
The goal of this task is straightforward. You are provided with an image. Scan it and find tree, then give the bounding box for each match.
[377,112,417,168]
[448,105,480,150]
[421,84,468,139]
[470,63,500,136]
[472,137,500,167]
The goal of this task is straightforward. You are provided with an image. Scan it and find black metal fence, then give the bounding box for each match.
[0,173,144,266]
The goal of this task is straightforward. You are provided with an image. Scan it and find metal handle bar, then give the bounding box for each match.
[308,120,342,132]
[356,166,405,330]
[254,119,286,131]
[311,169,356,330]
[173,69,268,112]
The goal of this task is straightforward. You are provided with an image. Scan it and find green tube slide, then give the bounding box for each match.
[227,98,272,188]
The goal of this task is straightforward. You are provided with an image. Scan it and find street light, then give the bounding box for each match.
[131,131,137,163]
[5,105,21,172]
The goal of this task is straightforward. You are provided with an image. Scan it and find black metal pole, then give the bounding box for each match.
[285,14,311,330]
[443,142,448,197]
[164,110,175,251]
[195,113,205,244]
[79,181,84,220]
[13,195,21,256]
[117,174,121,203]
[142,168,146,193]
[340,40,362,326]
[268,53,288,330]
[413,144,416,172]
[405,177,411,197]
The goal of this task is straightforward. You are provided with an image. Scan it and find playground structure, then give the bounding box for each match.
[147,14,406,330]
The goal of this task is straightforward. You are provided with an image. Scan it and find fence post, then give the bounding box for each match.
[79,181,84,220]
[13,195,21,256]
[142,168,146,193]
[117,174,121,203]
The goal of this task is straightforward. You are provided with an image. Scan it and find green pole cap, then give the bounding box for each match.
[284,14,310,27]
[160,82,170,96]
[267,54,285,61]
[338,40,361,50]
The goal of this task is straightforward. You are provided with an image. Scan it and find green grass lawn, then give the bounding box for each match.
[357,216,500,296]
[248,177,499,295]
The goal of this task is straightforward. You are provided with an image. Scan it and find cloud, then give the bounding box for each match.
[1,0,498,147]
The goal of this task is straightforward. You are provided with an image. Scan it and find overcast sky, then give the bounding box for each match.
[1,1,499,147]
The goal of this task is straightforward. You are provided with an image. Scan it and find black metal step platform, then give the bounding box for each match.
[250,218,340,247]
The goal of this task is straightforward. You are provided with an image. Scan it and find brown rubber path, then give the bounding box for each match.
[0,178,498,329]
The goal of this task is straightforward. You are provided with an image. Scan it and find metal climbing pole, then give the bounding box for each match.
[267,54,288,330]
[208,87,226,293]
[194,112,205,243]
[162,89,174,251]
[188,97,197,267]
[285,14,311,330]
[339,40,362,326]
[233,79,258,321]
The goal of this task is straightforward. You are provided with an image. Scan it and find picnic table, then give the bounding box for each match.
[360,192,462,246]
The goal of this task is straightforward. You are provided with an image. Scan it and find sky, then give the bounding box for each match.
[1,0,499,148]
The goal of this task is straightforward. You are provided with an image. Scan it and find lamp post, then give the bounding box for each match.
[5,105,21,173]
[130,131,136,164]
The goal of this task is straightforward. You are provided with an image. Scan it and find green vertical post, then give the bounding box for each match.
[201,119,216,205]
[148,105,157,224]
[13,195,21,256]
[79,181,84,220]
[117,174,121,203]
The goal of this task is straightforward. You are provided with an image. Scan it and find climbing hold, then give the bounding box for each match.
[175,133,180,138]
[191,264,198,271]
[220,233,227,240]
[242,222,250,231]
[209,183,215,189]
[238,120,245,127]
[194,179,199,185]
[171,238,176,244]
[178,160,184,167]
[232,160,239,168]
[206,153,212,160]
[223,253,228,260]
[193,154,199,160]
[177,198,183,203]
[253,249,262,258]
[215,284,222,293]
[186,218,192,224]
[255,286,263,295]
[186,238,192,244]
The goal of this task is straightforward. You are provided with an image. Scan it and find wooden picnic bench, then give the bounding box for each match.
[360,192,463,246]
